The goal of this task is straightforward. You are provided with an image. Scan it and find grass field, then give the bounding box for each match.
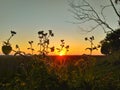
[0,54,120,90]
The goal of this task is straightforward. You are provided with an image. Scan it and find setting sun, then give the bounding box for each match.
[59,50,66,56]
[59,53,64,56]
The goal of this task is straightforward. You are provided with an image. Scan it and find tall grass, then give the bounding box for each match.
[106,50,120,65]
[0,54,120,90]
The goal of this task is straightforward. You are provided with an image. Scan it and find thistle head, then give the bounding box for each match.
[11,31,16,36]
[38,31,44,35]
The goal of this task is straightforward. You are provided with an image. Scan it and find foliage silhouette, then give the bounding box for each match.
[37,30,54,55]
[56,40,69,55]
[100,28,120,55]
[2,31,16,55]
[13,45,25,56]
[27,41,34,55]
[85,36,100,55]
[115,0,120,4]
[0,30,55,56]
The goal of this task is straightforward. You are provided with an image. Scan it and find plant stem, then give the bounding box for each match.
[7,35,13,43]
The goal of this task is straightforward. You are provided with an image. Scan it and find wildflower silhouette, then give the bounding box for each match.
[13,44,25,56]
[2,31,16,55]
[85,36,100,55]
[56,40,69,55]
[27,41,34,55]
[37,30,54,55]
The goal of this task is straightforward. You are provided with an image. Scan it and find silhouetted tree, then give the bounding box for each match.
[100,28,120,55]
[100,40,111,55]
[69,0,120,33]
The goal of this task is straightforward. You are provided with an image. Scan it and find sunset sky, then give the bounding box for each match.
[0,0,119,55]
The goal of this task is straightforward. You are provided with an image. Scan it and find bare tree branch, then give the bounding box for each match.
[101,5,111,22]
[69,0,115,33]
[110,0,120,19]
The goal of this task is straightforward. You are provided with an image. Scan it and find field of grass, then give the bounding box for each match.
[0,53,120,90]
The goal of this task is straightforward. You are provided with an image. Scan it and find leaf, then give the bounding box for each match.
[90,37,92,40]
[51,33,54,37]
[43,33,47,36]
[38,31,44,35]
[85,37,88,41]
[48,30,52,35]
[60,44,64,48]
[27,48,30,49]
[16,45,19,48]
[92,36,94,40]
[56,48,60,50]
[97,45,101,48]
[28,41,31,44]
[93,47,97,50]
[38,43,40,45]
[3,41,7,44]
[31,41,33,43]
[90,36,94,40]
[31,49,34,51]
[61,40,64,42]
[65,45,69,49]
[50,46,54,52]
[85,48,92,51]
[11,31,16,35]
[45,39,49,44]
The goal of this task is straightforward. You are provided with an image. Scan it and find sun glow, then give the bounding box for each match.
[59,53,64,56]
[59,50,66,56]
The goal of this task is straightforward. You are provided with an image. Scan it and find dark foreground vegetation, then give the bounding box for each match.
[0,51,120,90]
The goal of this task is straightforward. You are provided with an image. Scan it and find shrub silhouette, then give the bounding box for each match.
[100,29,120,55]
